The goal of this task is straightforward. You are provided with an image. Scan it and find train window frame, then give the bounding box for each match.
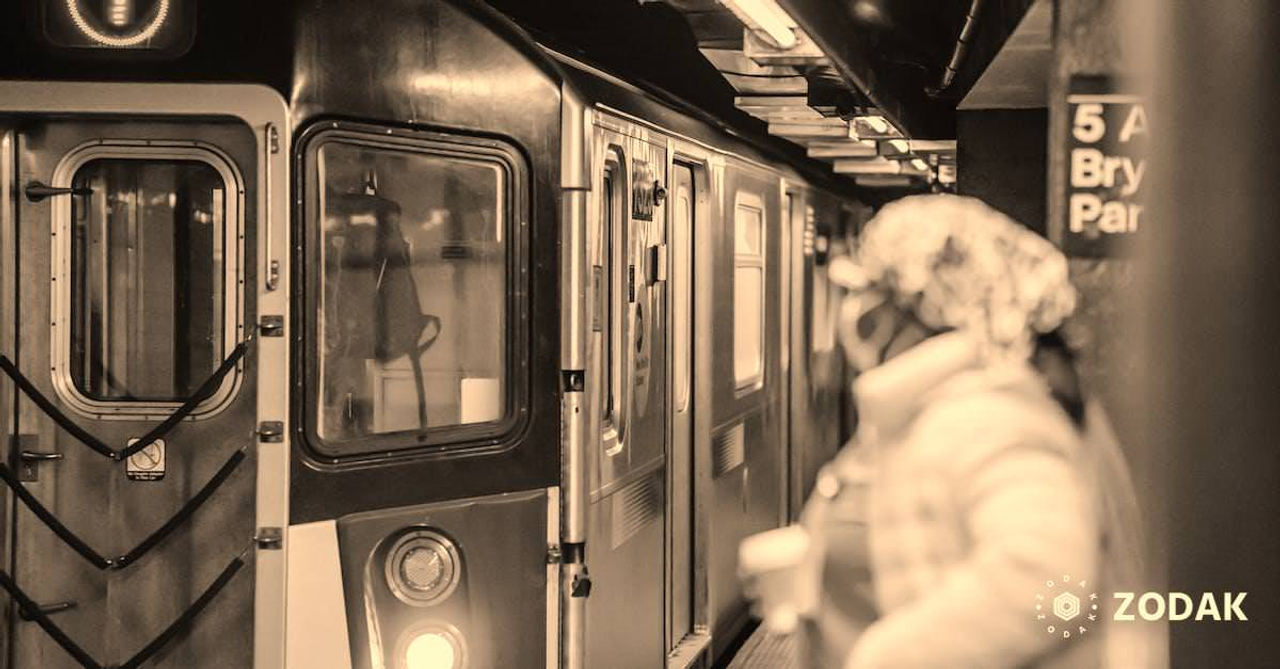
[299,125,530,462]
[48,140,245,420]
[600,147,629,457]
[733,189,766,393]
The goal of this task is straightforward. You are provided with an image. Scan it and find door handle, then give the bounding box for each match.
[18,600,77,621]
[16,446,62,482]
[24,181,91,202]
[19,450,64,462]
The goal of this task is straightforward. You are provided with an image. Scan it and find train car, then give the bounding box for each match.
[0,1,856,667]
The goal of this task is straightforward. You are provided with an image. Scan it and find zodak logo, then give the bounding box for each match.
[1035,575,1099,639]
[1113,591,1247,621]
[1036,575,1249,631]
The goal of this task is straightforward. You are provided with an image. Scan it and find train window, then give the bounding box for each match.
[61,150,241,409]
[733,190,766,390]
[307,130,523,456]
[672,163,694,410]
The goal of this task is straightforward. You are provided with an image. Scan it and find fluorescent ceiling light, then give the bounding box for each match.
[861,115,891,134]
[720,0,798,49]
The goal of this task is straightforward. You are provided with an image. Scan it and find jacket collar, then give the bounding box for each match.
[852,331,1046,442]
[853,331,980,441]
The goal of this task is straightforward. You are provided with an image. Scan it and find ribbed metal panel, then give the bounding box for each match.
[610,471,662,549]
[712,422,746,477]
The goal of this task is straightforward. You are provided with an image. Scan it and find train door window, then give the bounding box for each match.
[603,158,616,425]
[306,129,525,456]
[672,163,694,410]
[601,149,627,451]
[811,213,836,353]
[55,146,243,414]
[733,190,765,390]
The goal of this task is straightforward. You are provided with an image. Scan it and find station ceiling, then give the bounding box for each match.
[483,0,1039,188]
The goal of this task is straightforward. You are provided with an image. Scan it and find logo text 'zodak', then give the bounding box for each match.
[1113,592,1248,621]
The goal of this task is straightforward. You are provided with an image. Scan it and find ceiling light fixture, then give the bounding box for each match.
[719,0,798,49]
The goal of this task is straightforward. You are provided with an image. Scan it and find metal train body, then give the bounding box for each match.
[0,1,854,667]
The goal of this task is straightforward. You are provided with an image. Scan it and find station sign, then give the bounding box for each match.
[1062,75,1147,256]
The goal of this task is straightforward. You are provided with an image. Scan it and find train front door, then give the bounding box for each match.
[2,114,260,668]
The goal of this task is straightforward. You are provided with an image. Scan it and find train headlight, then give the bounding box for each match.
[385,529,461,606]
[397,624,465,669]
[405,631,457,669]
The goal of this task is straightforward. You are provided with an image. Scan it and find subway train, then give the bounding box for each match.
[0,1,859,667]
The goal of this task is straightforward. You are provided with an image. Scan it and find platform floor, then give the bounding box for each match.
[724,625,799,669]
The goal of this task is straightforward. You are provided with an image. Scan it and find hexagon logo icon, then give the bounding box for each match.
[1054,592,1082,621]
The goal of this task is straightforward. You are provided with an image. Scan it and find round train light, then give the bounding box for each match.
[396,624,465,669]
[65,0,171,47]
[404,630,459,669]
[385,529,461,606]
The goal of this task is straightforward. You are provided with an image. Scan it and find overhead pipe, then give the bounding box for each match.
[928,0,984,96]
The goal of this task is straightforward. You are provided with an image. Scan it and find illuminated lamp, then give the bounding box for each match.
[879,138,911,156]
[399,625,465,669]
[65,0,171,47]
[39,0,193,55]
[718,0,798,49]
[850,115,903,140]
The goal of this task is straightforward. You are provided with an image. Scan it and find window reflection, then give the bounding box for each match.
[734,192,766,388]
[316,141,508,447]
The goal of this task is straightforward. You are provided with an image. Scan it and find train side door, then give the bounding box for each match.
[666,161,698,656]
[584,127,669,669]
[3,117,259,668]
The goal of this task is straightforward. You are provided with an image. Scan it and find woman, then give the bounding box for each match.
[743,194,1159,668]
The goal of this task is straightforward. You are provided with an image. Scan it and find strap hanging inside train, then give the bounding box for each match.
[0,547,247,669]
[0,338,250,461]
[0,447,246,571]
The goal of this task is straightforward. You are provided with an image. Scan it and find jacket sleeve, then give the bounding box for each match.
[845,408,1099,669]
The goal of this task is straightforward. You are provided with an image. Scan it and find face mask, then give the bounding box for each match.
[837,289,909,372]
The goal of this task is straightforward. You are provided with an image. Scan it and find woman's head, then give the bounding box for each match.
[832,194,1076,371]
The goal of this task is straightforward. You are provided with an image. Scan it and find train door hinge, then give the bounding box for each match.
[546,544,563,564]
[255,527,283,550]
[258,315,284,337]
[257,421,284,443]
